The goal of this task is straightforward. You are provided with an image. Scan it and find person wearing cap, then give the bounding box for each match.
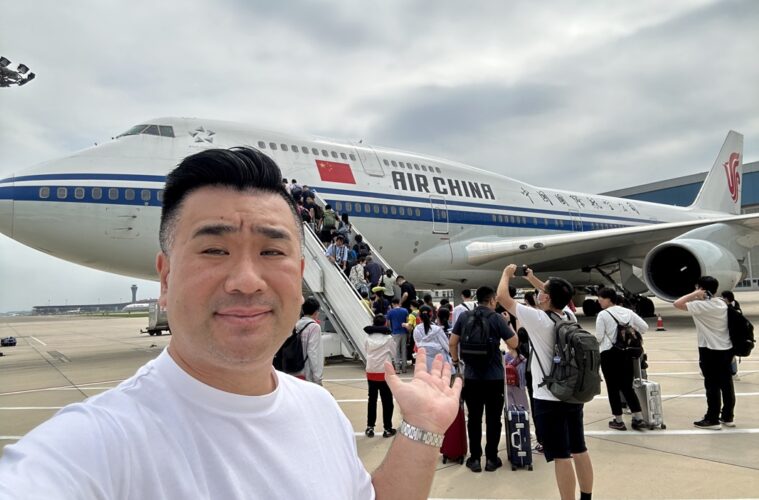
[372,286,389,315]
[325,235,349,271]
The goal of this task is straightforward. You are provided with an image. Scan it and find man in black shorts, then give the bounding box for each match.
[497,265,593,500]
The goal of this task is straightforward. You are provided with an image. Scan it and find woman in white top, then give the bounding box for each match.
[595,287,649,431]
[413,306,451,372]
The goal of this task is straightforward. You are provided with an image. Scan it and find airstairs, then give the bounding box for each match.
[300,198,394,365]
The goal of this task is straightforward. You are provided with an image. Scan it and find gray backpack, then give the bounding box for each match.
[530,311,601,404]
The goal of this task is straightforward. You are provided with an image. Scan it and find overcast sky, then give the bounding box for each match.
[1,0,758,312]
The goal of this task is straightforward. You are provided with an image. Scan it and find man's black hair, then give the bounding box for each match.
[597,287,618,303]
[697,276,719,295]
[476,286,495,304]
[508,285,517,298]
[721,290,735,302]
[159,147,300,253]
[302,297,321,316]
[391,298,400,305]
[461,289,472,299]
[325,203,332,210]
[545,277,574,310]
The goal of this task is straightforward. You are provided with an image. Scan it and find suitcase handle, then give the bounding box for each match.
[511,431,521,448]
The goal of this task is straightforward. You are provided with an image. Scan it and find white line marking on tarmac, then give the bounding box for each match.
[353,428,759,437]
[0,436,23,440]
[0,407,63,410]
[649,370,758,376]
[29,336,46,346]
[0,386,116,396]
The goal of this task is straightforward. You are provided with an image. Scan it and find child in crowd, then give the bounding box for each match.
[363,314,396,438]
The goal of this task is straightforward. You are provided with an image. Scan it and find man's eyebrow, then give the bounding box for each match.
[192,224,238,239]
[255,226,291,240]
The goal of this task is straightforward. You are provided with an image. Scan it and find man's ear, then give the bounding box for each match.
[156,252,170,308]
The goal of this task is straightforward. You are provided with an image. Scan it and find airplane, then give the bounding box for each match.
[1,117,757,317]
[122,302,152,313]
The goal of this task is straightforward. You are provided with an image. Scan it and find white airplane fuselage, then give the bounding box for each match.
[0,117,737,293]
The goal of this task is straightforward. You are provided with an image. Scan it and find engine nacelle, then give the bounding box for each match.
[643,238,742,301]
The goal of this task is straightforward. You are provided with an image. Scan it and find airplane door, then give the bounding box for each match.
[569,209,583,232]
[352,144,384,177]
[430,195,449,234]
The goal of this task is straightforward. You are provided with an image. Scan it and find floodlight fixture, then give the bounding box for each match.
[17,64,29,75]
[18,72,35,85]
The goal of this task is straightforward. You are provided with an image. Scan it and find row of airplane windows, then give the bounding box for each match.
[38,186,163,203]
[34,186,624,230]
[253,141,443,174]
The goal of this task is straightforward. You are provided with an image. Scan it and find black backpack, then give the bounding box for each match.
[726,304,755,357]
[273,321,313,373]
[356,241,371,258]
[606,311,644,358]
[459,309,497,369]
[530,311,601,404]
[290,185,303,201]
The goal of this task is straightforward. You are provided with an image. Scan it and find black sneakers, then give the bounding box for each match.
[693,418,721,430]
[719,418,736,428]
[631,418,647,431]
[382,428,397,438]
[608,420,627,431]
[485,457,503,472]
[465,457,482,473]
[365,427,374,437]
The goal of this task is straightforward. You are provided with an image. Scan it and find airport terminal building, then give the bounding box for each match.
[603,159,759,289]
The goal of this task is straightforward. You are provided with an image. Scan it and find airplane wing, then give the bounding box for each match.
[464,213,759,271]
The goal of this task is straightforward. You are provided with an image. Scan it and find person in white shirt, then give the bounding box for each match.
[497,265,594,500]
[674,275,735,429]
[292,297,324,385]
[349,255,369,296]
[413,306,451,372]
[594,287,649,431]
[0,146,462,500]
[451,288,474,327]
[363,314,396,438]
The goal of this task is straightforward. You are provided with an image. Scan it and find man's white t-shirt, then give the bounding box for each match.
[451,302,473,328]
[514,303,562,402]
[0,349,374,500]
[686,299,732,350]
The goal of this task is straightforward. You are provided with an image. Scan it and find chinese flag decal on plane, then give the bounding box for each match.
[724,152,741,202]
[316,160,356,184]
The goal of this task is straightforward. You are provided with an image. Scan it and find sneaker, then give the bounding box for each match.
[719,418,736,428]
[485,457,503,472]
[631,418,647,431]
[365,427,374,438]
[534,443,544,454]
[608,420,627,431]
[382,428,397,438]
[465,457,482,473]
[693,418,721,430]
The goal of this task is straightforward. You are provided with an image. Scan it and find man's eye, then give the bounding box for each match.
[202,248,228,255]
[262,249,285,256]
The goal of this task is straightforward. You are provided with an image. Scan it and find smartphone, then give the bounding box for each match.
[516,265,528,277]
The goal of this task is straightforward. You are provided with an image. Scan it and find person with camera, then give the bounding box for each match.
[674,276,735,429]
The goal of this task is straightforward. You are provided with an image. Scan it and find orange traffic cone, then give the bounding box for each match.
[656,314,666,331]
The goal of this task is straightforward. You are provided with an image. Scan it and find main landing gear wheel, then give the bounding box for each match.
[582,299,601,317]
[635,297,655,318]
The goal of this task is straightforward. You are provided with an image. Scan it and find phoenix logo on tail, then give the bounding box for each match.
[724,152,741,202]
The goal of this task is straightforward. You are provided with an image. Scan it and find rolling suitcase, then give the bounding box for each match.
[440,402,467,464]
[632,357,666,430]
[504,404,533,471]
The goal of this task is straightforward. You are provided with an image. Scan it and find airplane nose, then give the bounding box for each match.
[0,179,14,238]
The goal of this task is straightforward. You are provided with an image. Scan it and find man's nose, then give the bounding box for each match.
[224,255,267,294]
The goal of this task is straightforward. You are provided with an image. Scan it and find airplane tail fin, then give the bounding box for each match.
[689,131,743,215]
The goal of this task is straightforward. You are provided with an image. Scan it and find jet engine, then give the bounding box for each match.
[643,238,742,301]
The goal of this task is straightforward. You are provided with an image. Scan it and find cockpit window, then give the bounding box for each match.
[159,125,175,138]
[117,124,175,138]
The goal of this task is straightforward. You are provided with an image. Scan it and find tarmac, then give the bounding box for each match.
[1,294,758,499]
